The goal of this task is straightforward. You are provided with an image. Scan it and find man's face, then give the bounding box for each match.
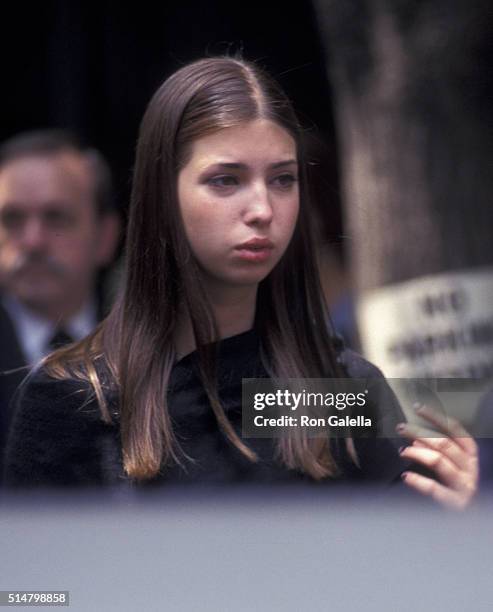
[0,151,105,316]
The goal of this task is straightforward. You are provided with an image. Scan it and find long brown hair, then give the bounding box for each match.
[44,56,347,480]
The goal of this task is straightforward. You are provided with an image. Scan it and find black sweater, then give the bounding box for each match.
[4,329,411,488]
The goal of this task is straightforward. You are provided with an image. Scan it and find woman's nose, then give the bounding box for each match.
[243,185,273,226]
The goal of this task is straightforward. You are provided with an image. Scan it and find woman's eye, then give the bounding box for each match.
[207,175,239,189]
[272,173,298,189]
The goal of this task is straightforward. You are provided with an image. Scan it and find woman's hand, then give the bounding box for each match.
[396,404,479,510]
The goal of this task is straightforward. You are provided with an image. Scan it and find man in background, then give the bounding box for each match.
[0,130,121,476]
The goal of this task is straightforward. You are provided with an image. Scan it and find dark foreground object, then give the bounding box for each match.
[1,486,491,612]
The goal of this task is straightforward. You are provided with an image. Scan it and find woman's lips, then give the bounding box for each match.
[234,237,274,262]
[234,246,273,262]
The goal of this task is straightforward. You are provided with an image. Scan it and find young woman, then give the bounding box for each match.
[4,57,478,508]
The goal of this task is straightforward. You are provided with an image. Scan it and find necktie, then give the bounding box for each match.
[48,327,75,351]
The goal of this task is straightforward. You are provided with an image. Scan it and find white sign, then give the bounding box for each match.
[357,268,493,378]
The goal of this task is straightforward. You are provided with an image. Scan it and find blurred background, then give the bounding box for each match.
[1,1,340,228]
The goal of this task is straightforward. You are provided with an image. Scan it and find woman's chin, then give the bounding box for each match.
[198,270,270,294]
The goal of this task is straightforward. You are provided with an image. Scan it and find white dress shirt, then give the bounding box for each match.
[1,293,97,365]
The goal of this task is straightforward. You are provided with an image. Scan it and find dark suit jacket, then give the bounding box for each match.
[0,292,107,481]
[0,300,31,478]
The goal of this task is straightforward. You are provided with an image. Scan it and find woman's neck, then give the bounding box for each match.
[173,284,258,362]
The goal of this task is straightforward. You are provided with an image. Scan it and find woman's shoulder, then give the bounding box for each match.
[6,360,114,453]
[4,360,120,487]
[331,337,406,436]
[14,360,110,419]
[329,339,412,483]
[338,348,385,379]
[33,353,115,397]
[331,335,385,380]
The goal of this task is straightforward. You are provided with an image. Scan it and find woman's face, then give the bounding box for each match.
[177,119,299,294]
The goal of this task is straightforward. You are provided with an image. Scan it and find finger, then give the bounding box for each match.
[415,404,467,436]
[401,471,473,510]
[413,440,480,491]
[396,421,448,441]
[415,405,477,456]
[399,445,462,487]
[411,437,471,472]
[396,409,476,457]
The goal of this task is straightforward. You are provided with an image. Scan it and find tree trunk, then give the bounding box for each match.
[314,0,493,379]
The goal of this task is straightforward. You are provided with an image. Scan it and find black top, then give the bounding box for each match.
[0,298,30,479]
[3,329,413,489]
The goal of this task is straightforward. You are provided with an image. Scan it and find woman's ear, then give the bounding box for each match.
[95,212,122,267]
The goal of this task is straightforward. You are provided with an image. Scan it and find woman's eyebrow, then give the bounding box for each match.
[204,159,298,171]
[270,159,297,169]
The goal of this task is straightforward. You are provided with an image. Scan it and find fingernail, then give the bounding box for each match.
[401,472,408,481]
[396,423,406,433]
[398,446,406,453]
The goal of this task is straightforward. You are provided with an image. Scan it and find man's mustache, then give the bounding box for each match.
[10,252,68,278]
